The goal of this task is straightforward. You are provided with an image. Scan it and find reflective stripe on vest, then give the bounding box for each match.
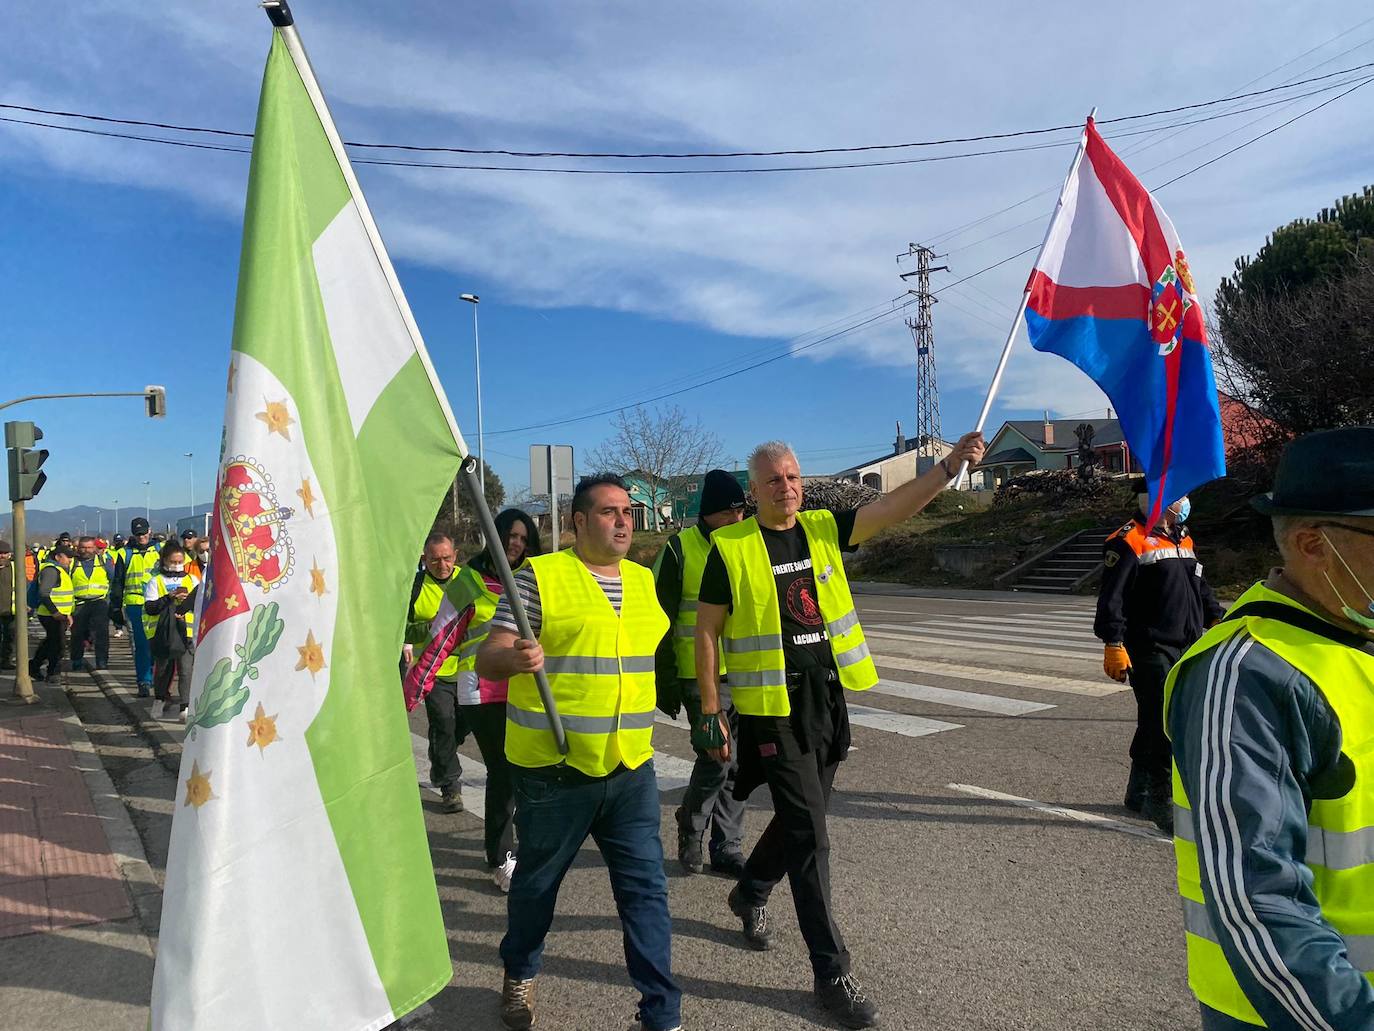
[655,527,725,681]
[121,546,160,606]
[142,573,200,640]
[505,550,668,777]
[711,510,877,717]
[1108,519,1198,566]
[71,559,112,601]
[1163,581,1374,1025]
[37,563,74,617]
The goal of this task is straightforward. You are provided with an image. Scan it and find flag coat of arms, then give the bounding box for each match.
[1024,118,1225,523]
[152,28,461,1031]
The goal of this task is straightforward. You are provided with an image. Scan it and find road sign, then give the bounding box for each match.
[529,445,574,497]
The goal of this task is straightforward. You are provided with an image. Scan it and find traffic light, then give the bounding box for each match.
[145,385,167,419]
[5,421,48,502]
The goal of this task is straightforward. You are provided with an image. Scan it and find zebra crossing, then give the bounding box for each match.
[410,604,1120,818]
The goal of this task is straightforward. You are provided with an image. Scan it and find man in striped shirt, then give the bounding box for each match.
[1166,427,1374,1029]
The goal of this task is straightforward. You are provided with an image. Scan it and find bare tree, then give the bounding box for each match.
[588,405,723,531]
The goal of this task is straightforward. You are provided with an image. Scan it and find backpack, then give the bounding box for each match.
[26,573,41,610]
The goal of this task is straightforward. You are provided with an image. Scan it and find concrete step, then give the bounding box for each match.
[1012,583,1074,594]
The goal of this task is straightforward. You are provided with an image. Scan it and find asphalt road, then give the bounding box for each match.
[409,588,1198,1031]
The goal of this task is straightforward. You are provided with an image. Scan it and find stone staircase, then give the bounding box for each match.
[994,525,1117,594]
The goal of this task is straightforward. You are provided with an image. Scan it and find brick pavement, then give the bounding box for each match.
[0,713,133,937]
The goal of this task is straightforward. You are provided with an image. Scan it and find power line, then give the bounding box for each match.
[2,59,1370,166]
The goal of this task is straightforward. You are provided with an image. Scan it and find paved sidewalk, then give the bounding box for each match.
[0,654,159,1030]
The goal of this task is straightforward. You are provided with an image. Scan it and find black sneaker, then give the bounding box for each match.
[440,788,464,814]
[499,974,535,1030]
[709,850,746,879]
[727,884,772,950]
[814,973,879,1029]
[677,829,703,875]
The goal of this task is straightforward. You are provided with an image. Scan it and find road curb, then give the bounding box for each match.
[88,666,184,777]
[41,680,162,949]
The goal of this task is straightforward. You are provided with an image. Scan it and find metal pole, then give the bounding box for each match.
[548,446,560,553]
[474,303,484,494]
[143,481,151,521]
[951,108,1097,488]
[460,457,566,753]
[265,0,563,752]
[0,390,152,413]
[11,501,34,702]
[185,452,194,516]
[113,499,119,533]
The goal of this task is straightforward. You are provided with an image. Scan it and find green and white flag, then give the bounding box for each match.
[152,25,462,1031]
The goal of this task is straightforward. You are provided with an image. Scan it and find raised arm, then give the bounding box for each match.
[850,431,985,545]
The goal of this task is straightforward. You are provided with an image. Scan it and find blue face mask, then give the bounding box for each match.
[1174,498,1191,523]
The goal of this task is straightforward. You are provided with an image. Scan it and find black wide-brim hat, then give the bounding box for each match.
[1251,426,1374,517]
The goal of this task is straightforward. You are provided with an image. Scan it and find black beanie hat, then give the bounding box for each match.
[698,470,746,518]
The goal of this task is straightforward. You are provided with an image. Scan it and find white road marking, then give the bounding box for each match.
[867,624,1099,656]
[847,704,962,738]
[946,783,1169,844]
[868,653,1123,697]
[652,753,698,792]
[411,730,488,818]
[961,615,1094,634]
[919,618,1092,641]
[871,678,1053,716]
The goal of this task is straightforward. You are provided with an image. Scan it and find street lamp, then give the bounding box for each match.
[113,499,119,534]
[143,480,151,522]
[459,293,484,495]
[185,452,195,517]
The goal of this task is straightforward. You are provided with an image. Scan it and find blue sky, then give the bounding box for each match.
[3,1,1372,517]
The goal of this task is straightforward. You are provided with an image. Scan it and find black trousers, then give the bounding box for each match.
[423,679,468,793]
[154,650,195,704]
[1126,646,1177,778]
[0,613,13,666]
[736,698,850,981]
[70,599,110,668]
[30,615,65,678]
[676,685,745,860]
[465,700,517,867]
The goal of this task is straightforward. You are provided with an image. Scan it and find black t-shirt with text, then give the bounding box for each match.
[698,510,858,673]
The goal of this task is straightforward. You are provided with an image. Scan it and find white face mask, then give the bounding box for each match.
[164,563,185,574]
[1320,531,1374,631]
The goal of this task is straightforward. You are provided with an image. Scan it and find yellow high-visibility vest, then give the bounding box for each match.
[121,545,160,607]
[71,558,113,602]
[505,550,667,777]
[1164,581,1374,1025]
[653,526,725,681]
[709,510,877,716]
[142,572,200,641]
[37,562,73,617]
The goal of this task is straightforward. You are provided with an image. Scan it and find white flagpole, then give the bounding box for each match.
[260,0,568,754]
[951,107,1097,488]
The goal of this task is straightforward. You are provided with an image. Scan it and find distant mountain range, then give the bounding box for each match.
[0,503,214,542]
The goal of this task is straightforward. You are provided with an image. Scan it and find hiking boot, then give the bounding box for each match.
[440,788,464,814]
[500,974,536,1030]
[677,829,703,875]
[709,850,747,879]
[1142,787,1174,836]
[727,884,772,951]
[815,973,879,1029]
[1123,761,1149,812]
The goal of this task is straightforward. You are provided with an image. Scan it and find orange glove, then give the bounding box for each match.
[1103,644,1131,683]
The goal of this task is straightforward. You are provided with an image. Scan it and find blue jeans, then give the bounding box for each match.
[125,604,152,685]
[501,759,680,1031]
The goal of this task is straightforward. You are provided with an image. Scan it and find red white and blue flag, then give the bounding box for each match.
[1024,118,1225,526]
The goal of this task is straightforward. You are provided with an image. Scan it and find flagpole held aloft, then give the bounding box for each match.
[460,457,569,754]
[951,107,1097,489]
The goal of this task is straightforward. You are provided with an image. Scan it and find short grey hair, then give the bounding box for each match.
[1272,515,1319,563]
[747,440,797,480]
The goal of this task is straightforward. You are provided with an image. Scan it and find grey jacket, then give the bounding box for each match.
[1169,618,1374,1030]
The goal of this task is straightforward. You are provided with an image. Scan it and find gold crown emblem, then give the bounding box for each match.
[218,457,295,593]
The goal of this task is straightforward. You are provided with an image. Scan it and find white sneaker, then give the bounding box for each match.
[493,852,516,893]
[113,628,125,638]
[150,700,166,720]
[177,706,188,723]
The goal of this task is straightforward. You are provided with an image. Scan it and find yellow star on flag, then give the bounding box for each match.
[296,478,317,517]
[185,760,215,809]
[296,630,327,680]
[246,702,280,755]
[309,559,327,599]
[255,399,296,440]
